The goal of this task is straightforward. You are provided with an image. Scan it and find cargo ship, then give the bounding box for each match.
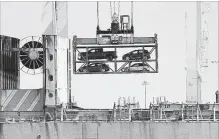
[1,1,219,139]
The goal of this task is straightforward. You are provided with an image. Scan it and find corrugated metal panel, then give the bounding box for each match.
[0,89,44,111]
[0,35,20,90]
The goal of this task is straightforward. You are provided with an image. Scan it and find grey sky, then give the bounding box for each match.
[1,1,218,108]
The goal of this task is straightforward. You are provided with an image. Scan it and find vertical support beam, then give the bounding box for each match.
[196,103,199,121]
[142,46,145,72]
[0,36,2,98]
[155,34,158,73]
[213,103,216,121]
[61,106,63,121]
[160,105,162,120]
[114,48,117,72]
[181,103,184,121]
[73,36,77,73]
[69,39,72,105]
[54,36,58,120]
[67,46,69,105]
[67,38,72,107]
[43,35,57,120]
[8,40,10,89]
[114,108,116,121]
[218,2,219,97]
[16,39,20,89]
[149,104,153,121]
[43,35,47,116]
[196,1,202,103]
[86,47,88,71]
[145,85,147,109]
[0,1,1,35]
[5,38,7,89]
[128,107,132,122]
[128,62,131,72]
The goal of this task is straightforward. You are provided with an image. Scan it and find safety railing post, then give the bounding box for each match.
[196,103,199,121]
[181,103,184,121]
[213,103,216,121]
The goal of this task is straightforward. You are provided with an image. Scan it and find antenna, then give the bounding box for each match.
[218,2,219,95]
[185,12,188,102]
[195,1,203,103]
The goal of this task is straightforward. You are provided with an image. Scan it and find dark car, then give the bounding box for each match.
[122,50,150,60]
[78,48,117,61]
[78,63,110,72]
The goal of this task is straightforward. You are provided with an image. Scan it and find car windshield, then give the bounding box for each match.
[132,51,138,54]
[89,63,95,66]
[139,63,148,66]
[89,49,95,52]
[131,64,138,67]
[144,50,149,53]
[131,63,148,67]
[139,50,148,53]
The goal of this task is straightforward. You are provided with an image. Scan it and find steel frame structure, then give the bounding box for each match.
[73,34,158,74]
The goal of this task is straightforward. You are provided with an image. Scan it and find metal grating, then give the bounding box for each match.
[0,35,20,90]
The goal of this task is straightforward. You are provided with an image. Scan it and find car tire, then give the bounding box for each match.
[143,68,147,72]
[107,56,113,61]
[110,56,113,61]
[83,69,87,72]
[102,68,106,72]
[143,57,147,61]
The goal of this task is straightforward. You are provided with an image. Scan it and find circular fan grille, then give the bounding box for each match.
[19,36,43,75]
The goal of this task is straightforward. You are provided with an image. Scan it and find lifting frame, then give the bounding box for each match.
[72,34,158,74]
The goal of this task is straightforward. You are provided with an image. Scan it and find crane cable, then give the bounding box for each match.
[97,2,99,26]
[118,1,120,18]
[114,1,115,14]
[110,1,121,21]
[118,2,120,30]
[110,2,112,21]
[131,1,133,27]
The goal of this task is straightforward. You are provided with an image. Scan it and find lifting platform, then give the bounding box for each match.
[73,34,158,74]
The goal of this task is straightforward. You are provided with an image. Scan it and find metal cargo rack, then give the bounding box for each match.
[72,34,158,74]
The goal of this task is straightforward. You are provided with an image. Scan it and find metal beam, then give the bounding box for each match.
[6,48,44,52]
[75,60,156,63]
[76,44,156,49]
[133,37,156,44]
[74,71,158,74]
[76,38,97,45]
[76,37,156,45]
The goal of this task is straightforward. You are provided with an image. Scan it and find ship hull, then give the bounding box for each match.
[0,121,219,139]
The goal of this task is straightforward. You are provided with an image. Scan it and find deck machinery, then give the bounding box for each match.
[73,2,158,74]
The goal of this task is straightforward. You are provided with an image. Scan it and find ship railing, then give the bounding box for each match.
[56,109,151,122]
[150,109,219,121]
[0,111,44,123]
